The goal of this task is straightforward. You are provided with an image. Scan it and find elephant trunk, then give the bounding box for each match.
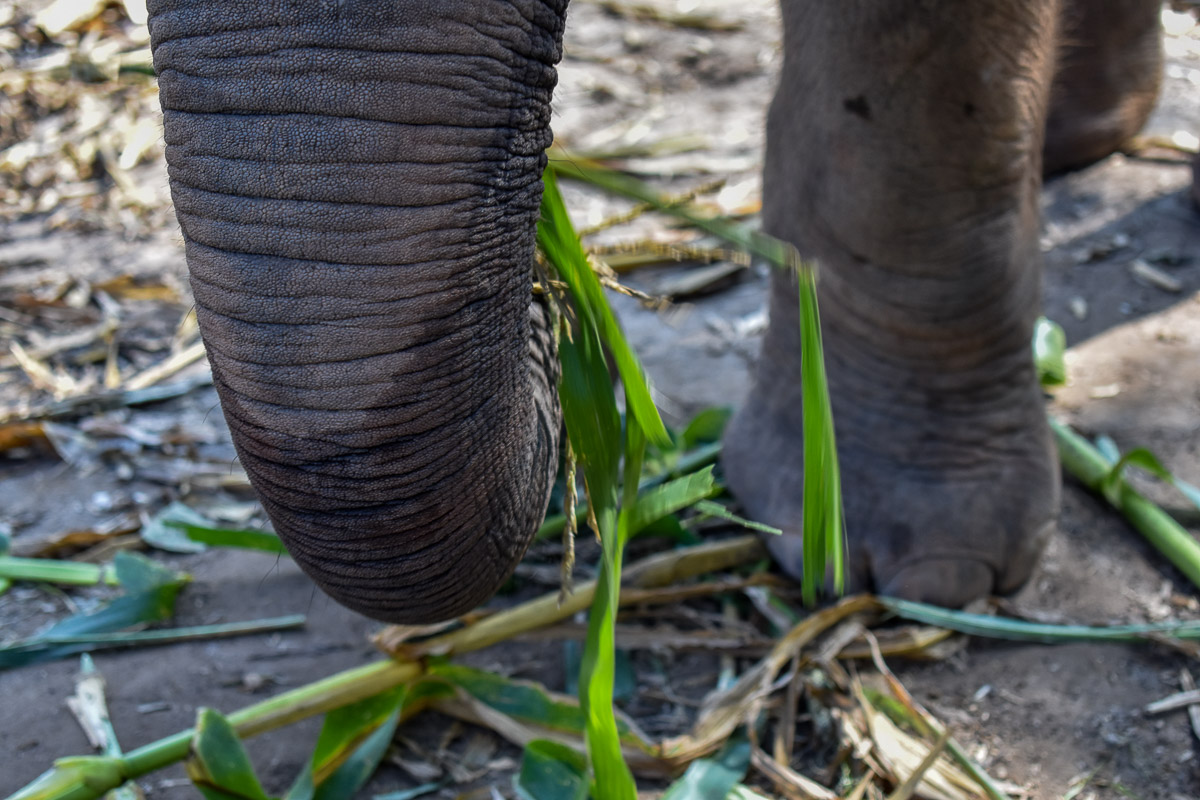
[148,0,567,622]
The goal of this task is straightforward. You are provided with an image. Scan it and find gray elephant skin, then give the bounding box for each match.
[146,0,1166,623]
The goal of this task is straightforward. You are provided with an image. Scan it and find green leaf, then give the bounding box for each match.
[373,782,446,800]
[140,502,218,553]
[544,175,637,797]
[1100,447,1174,506]
[311,705,402,800]
[7,755,125,800]
[691,501,783,536]
[879,595,1200,642]
[680,407,732,450]
[634,514,699,545]
[548,155,790,267]
[0,559,186,670]
[1053,418,1200,594]
[310,686,406,779]
[186,709,270,800]
[555,293,621,499]
[550,155,847,602]
[661,732,750,800]
[0,556,113,587]
[167,522,288,556]
[1094,434,1121,465]
[1033,316,1067,387]
[538,172,670,449]
[112,551,184,594]
[514,740,589,800]
[626,467,716,535]
[434,664,587,734]
[288,681,450,800]
[797,268,844,604]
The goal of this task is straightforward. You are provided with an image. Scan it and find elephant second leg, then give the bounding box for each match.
[1043,0,1163,174]
[723,1,1062,606]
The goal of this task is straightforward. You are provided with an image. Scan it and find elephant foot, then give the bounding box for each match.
[1042,0,1163,174]
[715,321,1056,606]
[723,357,1059,606]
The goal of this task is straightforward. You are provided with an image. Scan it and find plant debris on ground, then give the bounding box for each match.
[4,2,1200,800]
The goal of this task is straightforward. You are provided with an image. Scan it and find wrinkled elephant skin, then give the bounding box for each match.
[147,0,1165,621]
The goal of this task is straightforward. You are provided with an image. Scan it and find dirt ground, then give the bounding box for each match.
[3,1,1200,798]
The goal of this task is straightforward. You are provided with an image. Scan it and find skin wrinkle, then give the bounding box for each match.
[148,3,564,61]
[190,287,506,361]
[182,250,484,303]
[150,0,567,622]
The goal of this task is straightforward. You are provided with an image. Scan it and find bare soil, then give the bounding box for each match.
[3,2,1200,798]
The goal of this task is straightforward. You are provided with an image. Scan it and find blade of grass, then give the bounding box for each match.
[797,264,844,603]
[166,522,288,556]
[661,732,750,800]
[0,557,116,586]
[307,695,405,800]
[515,740,589,800]
[626,466,716,534]
[186,709,271,800]
[691,501,783,536]
[539,172,670,449]
[551,237,635,796]
[879,596,1200,642]
[547,152,790,267]
[4,615,304,652]
[551,155,844,601]
[1033,317,1066,387]
[536,445,721,542]
[1051,417,1200,591]
[1,554,188,670]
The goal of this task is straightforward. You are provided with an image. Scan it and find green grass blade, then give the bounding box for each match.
[515,740,589,800]
[140,502,217,554]
[680,407,731,449]
[186,709,271,800]
[626,466,716,534]
[373,782,446,800]
[578,410,644,799]
[550,270,635,797]
[5,616,304,649]
[8,756,125,800]
[661,732,750,800]
[166,522,288,556]
[311,706,404,800]
[797,267,844,603]
[548,153,789,267]
[1033,317,1067,387]
[880,596,1200,642]
[691,500,783,536]
[0,557,114,586]
[0,554,188,670]
[1052,418,1200,592]
[550,155,844,601]
[538,173,670,448]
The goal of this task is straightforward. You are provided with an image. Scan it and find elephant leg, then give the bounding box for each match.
[1043,0,1163,174]
[723,1,1061,606]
